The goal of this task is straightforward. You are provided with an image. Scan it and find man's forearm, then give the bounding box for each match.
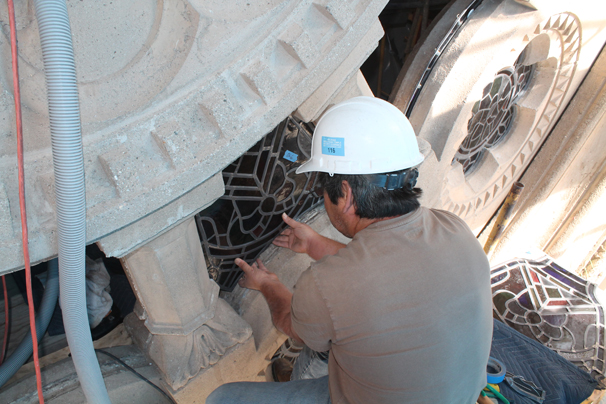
[307,234,346,261]
[260,279,303,343]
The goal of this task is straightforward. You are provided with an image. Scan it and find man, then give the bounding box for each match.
[207,96,493,403]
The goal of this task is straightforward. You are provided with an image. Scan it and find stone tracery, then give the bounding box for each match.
[442,13,582,221]
[454,54,534,174]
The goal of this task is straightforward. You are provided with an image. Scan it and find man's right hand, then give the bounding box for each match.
[236,258,278,291]
[273,213,318,255]
[273,213,346,260]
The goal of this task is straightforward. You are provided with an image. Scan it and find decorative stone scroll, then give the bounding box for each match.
[126,299,252,390]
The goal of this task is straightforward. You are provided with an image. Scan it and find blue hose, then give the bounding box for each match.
[0,259,59,387]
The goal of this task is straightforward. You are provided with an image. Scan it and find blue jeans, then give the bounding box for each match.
[206,346,331,404]
[290,346,329,380]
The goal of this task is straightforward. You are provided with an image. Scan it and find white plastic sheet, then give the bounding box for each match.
[85,257,113,328]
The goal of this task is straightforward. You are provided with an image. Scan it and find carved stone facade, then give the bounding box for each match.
[0,0,386,398]
[0,0,387,274]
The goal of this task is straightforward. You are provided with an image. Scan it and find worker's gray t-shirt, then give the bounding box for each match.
[291,207,493,404]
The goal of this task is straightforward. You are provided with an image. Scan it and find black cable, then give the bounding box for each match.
[95,349,176,404]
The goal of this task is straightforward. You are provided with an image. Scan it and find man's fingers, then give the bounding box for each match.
[235,258,252,273]
[282,213,300,228]
[256,259,269,272]
[236,258,273,291]
[273,234,290,247]
[236,258,268,274]
[236,259,255,290]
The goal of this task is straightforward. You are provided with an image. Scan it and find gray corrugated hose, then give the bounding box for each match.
[0,259,59,387]
[33,1,111,402]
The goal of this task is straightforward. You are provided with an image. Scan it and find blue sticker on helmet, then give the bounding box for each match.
[321,137,344,156]
[283,150,298,162]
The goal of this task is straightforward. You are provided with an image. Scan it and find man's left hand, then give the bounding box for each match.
[235,258,279,291]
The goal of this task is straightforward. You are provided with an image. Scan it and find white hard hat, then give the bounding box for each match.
[296,96,424,175]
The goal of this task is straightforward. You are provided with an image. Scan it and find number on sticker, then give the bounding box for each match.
[328,148,335,154]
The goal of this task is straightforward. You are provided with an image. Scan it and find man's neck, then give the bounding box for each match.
[349,207,420,236]
[349,215,398,236]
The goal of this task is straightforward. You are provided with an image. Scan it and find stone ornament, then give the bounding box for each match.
[442,12,582,223]
[391,0,605,233]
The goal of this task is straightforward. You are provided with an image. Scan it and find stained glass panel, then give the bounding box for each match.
[196,116,322,292]
[490,256,606,381]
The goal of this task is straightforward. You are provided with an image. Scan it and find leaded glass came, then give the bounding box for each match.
[196,117,322,291]
[490,257,606,381]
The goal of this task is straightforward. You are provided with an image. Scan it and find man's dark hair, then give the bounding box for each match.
[318,170,422,219]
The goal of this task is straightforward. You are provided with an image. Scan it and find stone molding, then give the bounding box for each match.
[97,172,224,259]
[122,218,218,336]
[439,12,582,224]
[125,299,252,390]
[489,43,606,274]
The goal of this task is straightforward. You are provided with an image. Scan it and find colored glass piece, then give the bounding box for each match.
[490,256,605,381]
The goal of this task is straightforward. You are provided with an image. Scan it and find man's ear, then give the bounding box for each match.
[340,180,356,214]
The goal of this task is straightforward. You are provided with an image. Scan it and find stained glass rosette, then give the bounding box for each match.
[196,117,322,292]
[454,51,534,174]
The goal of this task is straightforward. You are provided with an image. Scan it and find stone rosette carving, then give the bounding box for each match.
[391,0,606,232]
[442,12,581,223]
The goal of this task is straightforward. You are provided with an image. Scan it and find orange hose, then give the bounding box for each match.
[7,0,45,402]
[0,275,8,365]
